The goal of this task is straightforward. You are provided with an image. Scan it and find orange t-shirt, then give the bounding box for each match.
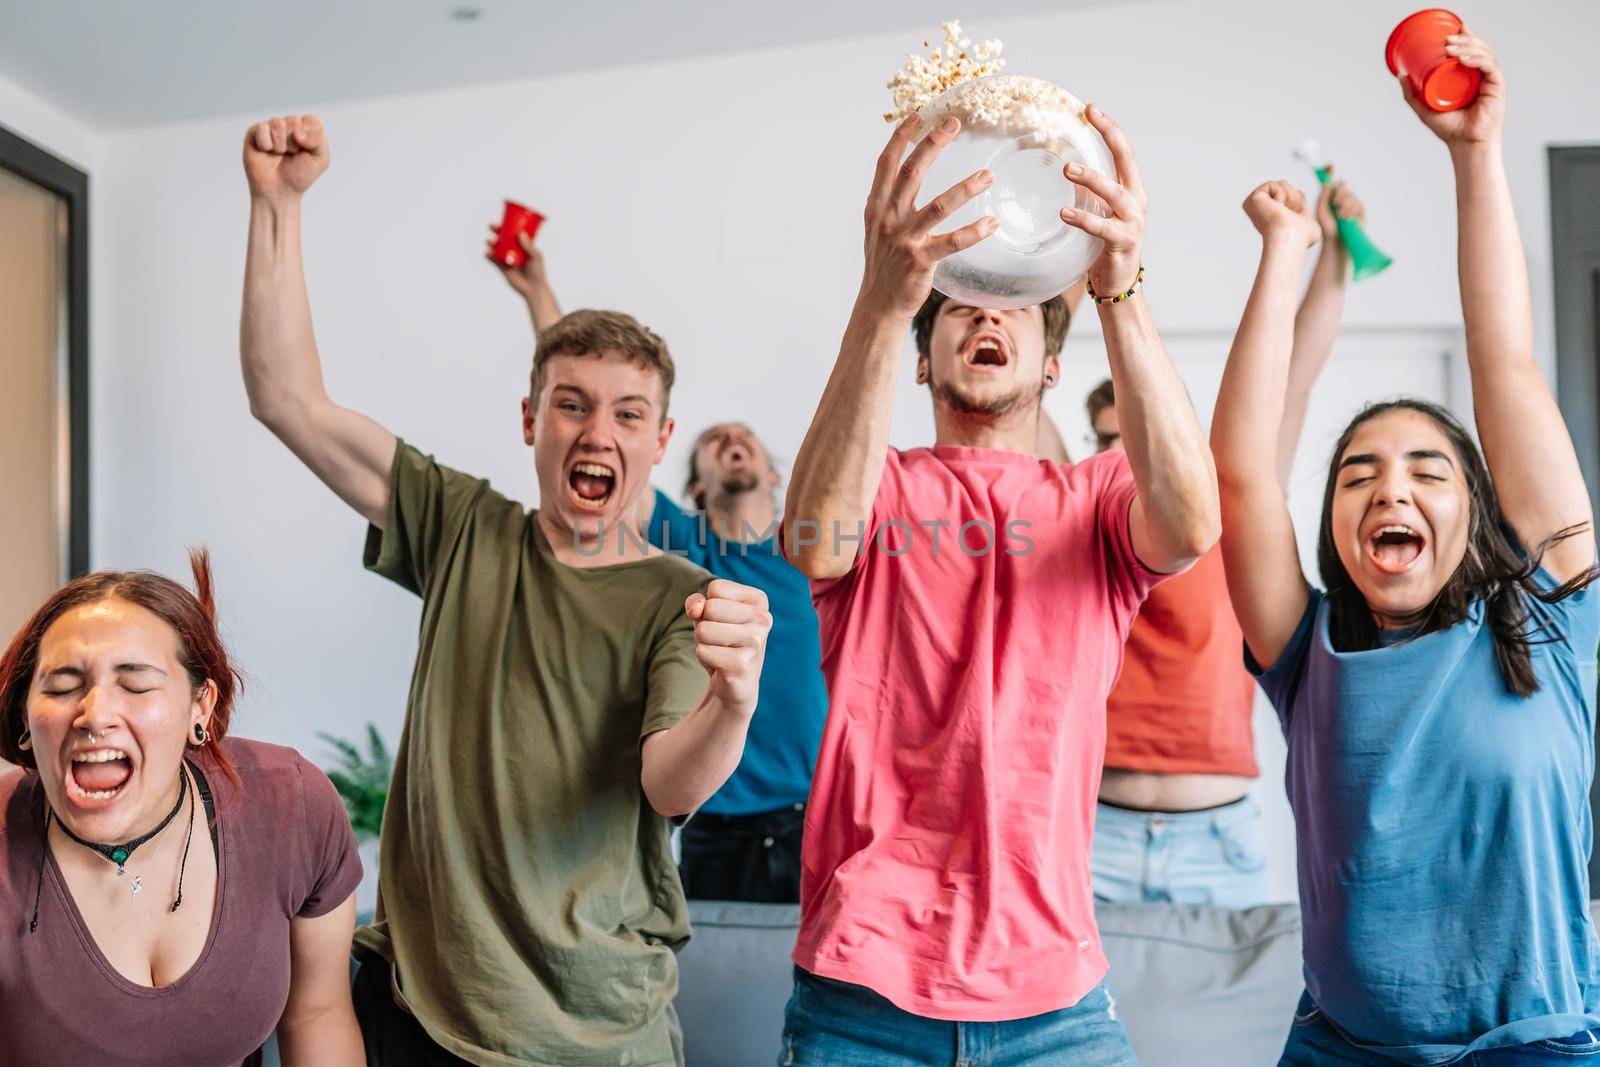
[1103,544,1260,777]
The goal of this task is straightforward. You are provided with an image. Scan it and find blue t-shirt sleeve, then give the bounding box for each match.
[1245,589,1322,732]
[647,489,712,568]
[1525,565,1600,658]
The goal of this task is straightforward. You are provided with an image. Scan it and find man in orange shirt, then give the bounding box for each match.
[1088,173,1369,907]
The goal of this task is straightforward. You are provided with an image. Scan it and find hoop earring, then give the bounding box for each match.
[17,728,31,751]
[191,723,211,746]
[1045,375,1056,385]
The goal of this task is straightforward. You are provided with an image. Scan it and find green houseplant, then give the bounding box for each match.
[319,724,392,842]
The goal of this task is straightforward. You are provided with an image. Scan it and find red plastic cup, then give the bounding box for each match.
[487,200,545,269]
[1385,8,1481,113]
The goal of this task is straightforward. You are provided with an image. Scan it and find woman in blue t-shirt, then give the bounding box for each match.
[1212,27,1600,1066]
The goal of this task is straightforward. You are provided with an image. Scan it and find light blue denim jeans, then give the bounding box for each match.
[1091,796,1269,908]
[779,966,1139,1066]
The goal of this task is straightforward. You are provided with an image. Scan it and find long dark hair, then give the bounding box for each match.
[1316,399,1594,697]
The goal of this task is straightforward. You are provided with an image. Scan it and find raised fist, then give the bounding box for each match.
[243,115,329,201]
[684,579,772,714]
[1314,168,1368,242]
[1242,180,1320,249]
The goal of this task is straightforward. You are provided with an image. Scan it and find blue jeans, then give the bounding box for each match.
[1280,992,1600,1065]
[1091,796,1269,908]
[779,966,1139,1066]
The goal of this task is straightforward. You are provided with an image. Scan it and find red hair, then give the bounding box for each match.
[0,549,242,788]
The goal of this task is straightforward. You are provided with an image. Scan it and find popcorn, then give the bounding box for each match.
[916,75,1089,139]
[885,20,1006,123]
[884,21,1089,139]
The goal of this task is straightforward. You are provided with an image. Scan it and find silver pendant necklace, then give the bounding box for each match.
[108,800,180,900]
[72,774,188,900]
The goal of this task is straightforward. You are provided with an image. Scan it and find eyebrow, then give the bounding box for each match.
[1337,450,1456,471]
[552,384,655,409]
[41,663,166,679]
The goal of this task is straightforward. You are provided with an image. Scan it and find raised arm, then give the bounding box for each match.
[1212,182,1322,667]
[240,115,396,528]
[490,229,564,334]
[783,116,994,579]
[1061,107,1218,571]
[1277,174,1364,485]
[640,580,771,816]
[1402,30,1594,579]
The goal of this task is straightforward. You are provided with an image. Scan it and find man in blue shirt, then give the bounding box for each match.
[490,229,827,900]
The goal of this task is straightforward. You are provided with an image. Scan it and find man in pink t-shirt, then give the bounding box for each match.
[779,109,1219,1061]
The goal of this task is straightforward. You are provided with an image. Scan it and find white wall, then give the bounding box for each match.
[76,0,1600,903]
[0,71,99,173]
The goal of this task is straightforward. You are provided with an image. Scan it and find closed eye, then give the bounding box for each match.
[1342,475,1374,489]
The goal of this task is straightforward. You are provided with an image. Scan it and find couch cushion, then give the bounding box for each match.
[678,902,800,1066]
[1098,903,1302,1066]
[677,900,1306,1066]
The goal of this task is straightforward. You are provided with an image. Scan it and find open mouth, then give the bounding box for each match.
[567,461,617,511]
[67,747,134,804]
[964,334,1010,369]
[1366,523,1426,574]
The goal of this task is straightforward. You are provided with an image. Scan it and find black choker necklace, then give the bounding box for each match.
[54,770,188,875]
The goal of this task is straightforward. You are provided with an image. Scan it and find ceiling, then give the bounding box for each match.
[0,1,1107,130]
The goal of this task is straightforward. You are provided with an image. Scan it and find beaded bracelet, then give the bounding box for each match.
[1085,265,1145,305]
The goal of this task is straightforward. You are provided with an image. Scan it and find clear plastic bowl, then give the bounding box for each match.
[913,75,1112,310]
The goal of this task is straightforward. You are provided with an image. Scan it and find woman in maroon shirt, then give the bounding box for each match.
[0,551,363,1067]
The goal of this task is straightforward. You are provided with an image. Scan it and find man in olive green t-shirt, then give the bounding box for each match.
[239,113,774,1066]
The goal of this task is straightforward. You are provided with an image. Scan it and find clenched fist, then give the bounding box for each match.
[243,115,329,202]
[1242,180,1320,249]
[1313,167,1368,242]
[685,579,772,714]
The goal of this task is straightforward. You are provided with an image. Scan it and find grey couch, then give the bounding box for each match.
[263,901,1305,1065]
[676,900,1307,1066]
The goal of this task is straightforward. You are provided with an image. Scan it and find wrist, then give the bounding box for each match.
[1449,138,1502,166]
[1086,258,1141,296]
[851,283,916,335]
[711,689,758,719]
[1260,228,1309,252]
[248,191,303,213]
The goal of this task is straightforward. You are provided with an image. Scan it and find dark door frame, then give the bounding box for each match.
[0,124,89,577]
